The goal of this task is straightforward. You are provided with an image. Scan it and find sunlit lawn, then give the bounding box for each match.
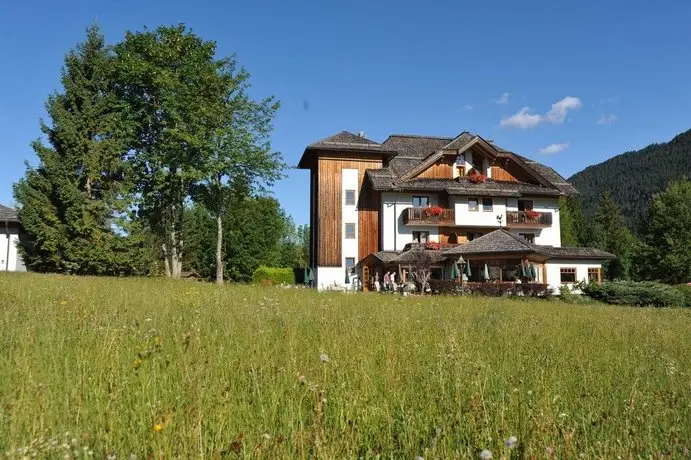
[1,273,689,458]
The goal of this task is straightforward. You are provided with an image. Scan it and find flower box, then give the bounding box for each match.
[425,205,444,217]
[425,242,440,250]
[524,210,542,220]
[468,173,487,184]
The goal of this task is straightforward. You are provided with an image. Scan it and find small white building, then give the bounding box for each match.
[1,204,25,272]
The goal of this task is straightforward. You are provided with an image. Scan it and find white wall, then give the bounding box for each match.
[381,192,440,251]
[504,197,561,247]
[1,228,23,272]
[342,169,359,267]
[452,195,505,228]
[545,260,601,293]
[315,267,347,290]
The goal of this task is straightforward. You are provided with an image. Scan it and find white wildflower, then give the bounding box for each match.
[319,353,329,363]
[505,436,518,448]
[479,449,493,459]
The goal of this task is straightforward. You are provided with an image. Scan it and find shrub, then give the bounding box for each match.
[426,281,552,298]
[676,284,691,307]
[582,281,686,307]
[251,266,295,286]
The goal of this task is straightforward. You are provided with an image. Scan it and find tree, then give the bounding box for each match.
[409,249,435,294]
[193,60,283,284]
[638,179,691,284]
[559,196,578,246]
[593,192,636,280]
[14,25,138,274]
[113,25,232,278]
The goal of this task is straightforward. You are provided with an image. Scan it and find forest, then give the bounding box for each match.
[569,129,691,230]
[13,25,308,283]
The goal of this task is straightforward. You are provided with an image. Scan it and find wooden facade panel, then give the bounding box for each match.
[490,165,518,182]
[416,157,454,179]
[492,159,538,184]
[316,155,382,266]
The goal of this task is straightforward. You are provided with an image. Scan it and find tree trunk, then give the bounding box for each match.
[162,243,171,277]
[216,214,223,285]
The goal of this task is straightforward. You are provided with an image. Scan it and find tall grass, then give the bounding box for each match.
[1,273,689,458]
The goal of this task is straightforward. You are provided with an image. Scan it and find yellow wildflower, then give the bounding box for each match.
[154,423,163,432]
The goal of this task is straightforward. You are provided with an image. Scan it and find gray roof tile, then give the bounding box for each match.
[0,204,19,222]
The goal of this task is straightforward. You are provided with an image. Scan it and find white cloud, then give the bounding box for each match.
[499,107,542,129]
[539,143,569,155]
[597,113,618,125]
[462,104,473,111]
[494,92,510,104]
[544,96,582,124]
[500,96,582,129]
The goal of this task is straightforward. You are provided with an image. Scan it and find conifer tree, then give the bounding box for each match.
[593,192,635,280]
[14,25,137,274]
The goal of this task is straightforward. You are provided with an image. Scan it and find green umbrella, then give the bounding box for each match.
[529,263,537,281]
[451,263,458,280]
[345,267,350,284]
[521,261,527,278]
[483,263,489,280]
[308,268,314,282]
[465,261,472,277]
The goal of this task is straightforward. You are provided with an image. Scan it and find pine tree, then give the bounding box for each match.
[559,196,578,246]
[14,25,137,274]
[593,192,636,280]
[639,179,691,284]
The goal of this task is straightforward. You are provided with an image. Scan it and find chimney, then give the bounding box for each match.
[358,131,366,138]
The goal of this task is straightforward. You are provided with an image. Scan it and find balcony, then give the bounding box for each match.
[403,207,455,226]
[506,211,552,228]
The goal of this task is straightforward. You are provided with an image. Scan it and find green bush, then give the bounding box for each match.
[582,281,686,307]
[251,266,295,286]
[426,280,552,298]
[676,284,691,307]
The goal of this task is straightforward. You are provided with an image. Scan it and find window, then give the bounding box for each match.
[519,233,535,243]
[412,231,429,243]
[518,199,534,211]
[468,197,479,211]
[345,223,356,239]
[412,196,429,208]
[560,267,577,283]
[588,267,601,283]
[345,257,355,269]
[345,189,356,206]
[472,153,486,175]
[482,198,493,212]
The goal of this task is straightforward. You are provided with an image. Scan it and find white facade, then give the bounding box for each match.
[452,195,507,228]
[505,197,561,247]
[1,227,24,272]
[381,192,441,251]
[545,260,601,293]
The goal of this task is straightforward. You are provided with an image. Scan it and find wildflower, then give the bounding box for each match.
[416,457,424,460]
[154,423,163,433]
[559,413,567,418]
[60,300,68,305]
[479,449,493,459]
[319,353,329,363]
[545,446,554,455]
[527,390,533,396]
[262,433,271,440]
[505,436,518,448]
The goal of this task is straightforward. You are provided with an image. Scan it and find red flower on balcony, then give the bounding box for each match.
[468,173,487,184]
[524,210,542,220]
[425,242,440,250]
[425,205,444,217]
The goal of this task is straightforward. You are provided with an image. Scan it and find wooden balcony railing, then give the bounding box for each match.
[403,207,455,226]
[506,211,552,228]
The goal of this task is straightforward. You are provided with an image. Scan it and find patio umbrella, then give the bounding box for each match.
[451,262,458,280]
[521,260,528,278]
[465,260,472,277]
[308,268,314,282]
[483,263,489,280]
[408,264,413,282]
[529,263,537,281]
[398,264,403,281]
[345,267,350,284]
[303,267,308,284]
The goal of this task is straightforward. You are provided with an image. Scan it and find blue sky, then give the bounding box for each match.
[2,0,690,225]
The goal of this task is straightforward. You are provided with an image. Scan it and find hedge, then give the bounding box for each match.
[426,280,553,298]
[582,281,687,307]
[251,266,295,286]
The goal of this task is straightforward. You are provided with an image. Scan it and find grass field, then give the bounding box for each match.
[1,273,689,458]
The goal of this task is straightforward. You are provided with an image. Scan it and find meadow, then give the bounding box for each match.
[0,273,689,459]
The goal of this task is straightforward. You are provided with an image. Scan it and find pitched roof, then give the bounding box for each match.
[299,130,579,196]
[0,204,19,223]
[297,131,396,168]
[444,229,536,255]
[444,229,615,260]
